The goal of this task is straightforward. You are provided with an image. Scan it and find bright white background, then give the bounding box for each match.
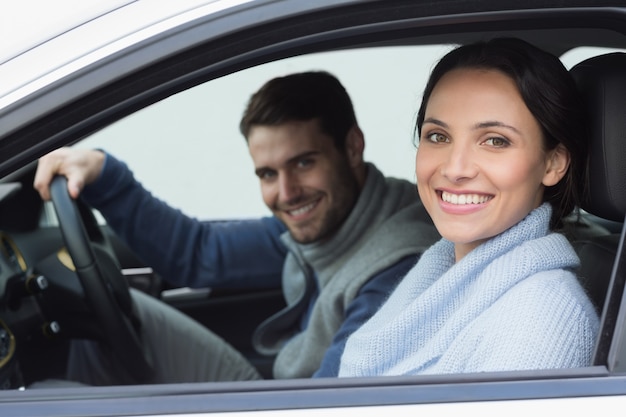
[79,45,451,220]
[78,45,620,220]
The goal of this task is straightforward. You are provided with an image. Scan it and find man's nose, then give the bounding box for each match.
[278,172,301,203]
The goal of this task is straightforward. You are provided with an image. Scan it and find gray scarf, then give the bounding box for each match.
[252,163,439,379]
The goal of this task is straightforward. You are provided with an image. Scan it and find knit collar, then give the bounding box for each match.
[431,202,554,276]
[400,203,579,316]
[338,202,581,377]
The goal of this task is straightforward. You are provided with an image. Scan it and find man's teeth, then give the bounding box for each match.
[441,191,491,205]
[289,202,316,216]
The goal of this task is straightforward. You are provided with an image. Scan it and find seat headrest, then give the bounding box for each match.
[570,53,626,222]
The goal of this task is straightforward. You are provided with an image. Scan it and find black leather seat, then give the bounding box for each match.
[569,52,626,311]
[569,53,626,364]
[573,233,619,311]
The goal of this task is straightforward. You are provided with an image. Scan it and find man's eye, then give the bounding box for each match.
[297,159,313,168]
[484,137,510,147]
[258,171,276,180]
[426,133,448,143]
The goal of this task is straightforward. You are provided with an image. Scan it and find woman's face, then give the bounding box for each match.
[416,68,569,261]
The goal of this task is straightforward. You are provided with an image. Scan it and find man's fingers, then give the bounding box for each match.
[33,157,60,201]
[33,148,103,201]
[33,149,74,201]
[66,177,84,199]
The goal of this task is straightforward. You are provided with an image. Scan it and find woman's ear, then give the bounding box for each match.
[345,125,365,168]
[542,144,570,187]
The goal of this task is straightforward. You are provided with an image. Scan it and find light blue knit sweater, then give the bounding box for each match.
[338,204,599,376]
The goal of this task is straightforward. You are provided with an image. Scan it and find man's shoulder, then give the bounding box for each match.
[382,175,417,192]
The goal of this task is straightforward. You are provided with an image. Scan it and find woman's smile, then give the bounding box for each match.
[440,191,493,205]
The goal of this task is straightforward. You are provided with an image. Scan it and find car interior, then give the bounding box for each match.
[570,51,626,368]
[1,8,626,400]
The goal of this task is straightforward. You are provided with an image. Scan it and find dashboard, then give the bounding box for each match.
[0,231,34,389]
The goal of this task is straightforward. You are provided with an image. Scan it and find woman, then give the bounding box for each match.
[338,38,599,376]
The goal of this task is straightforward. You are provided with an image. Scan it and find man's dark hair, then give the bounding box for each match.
[240,71,357,149]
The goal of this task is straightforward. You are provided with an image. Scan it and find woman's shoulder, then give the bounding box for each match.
[502,269,598,323]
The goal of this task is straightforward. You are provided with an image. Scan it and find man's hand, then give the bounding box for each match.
[34,148,106,201]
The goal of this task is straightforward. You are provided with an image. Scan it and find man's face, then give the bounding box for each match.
[248,120,362,244]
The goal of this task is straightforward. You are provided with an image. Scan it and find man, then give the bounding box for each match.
[34,71,439,385]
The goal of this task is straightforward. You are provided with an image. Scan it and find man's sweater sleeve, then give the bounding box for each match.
[80,152,287,289]
[312,255,418,377]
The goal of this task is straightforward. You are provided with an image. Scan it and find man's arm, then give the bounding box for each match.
[312,255,418,378]
[80,152,288,289]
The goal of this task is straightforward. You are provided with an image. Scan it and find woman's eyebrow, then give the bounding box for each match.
[474,120,521,134]
[423,118,521,135]
[422,117,448,128]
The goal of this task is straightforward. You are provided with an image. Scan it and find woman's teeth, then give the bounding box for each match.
[441,191,492,205]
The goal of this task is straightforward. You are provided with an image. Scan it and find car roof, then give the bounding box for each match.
[7,0,622,115]
[0,0,255,105]
[1,0,134,64]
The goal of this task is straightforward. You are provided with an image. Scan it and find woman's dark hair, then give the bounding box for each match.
[240,71,357,150]
[415,37,587,229]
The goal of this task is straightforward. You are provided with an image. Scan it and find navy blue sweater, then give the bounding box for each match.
[82,154,416,377]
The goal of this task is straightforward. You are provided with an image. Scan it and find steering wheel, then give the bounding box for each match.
[49,175,153,383]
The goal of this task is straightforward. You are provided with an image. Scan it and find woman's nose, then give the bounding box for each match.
[440,142,478,183]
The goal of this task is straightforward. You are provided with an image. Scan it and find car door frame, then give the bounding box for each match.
[2,0,626,415]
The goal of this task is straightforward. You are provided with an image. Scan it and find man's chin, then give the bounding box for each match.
[289,232,319,244]
[286,225,321,244]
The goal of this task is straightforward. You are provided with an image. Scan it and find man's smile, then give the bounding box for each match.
[285,199,320,218]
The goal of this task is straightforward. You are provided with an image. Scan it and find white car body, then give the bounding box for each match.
[1,1,626,416]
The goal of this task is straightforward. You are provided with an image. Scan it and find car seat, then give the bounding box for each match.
[569,52,626,366]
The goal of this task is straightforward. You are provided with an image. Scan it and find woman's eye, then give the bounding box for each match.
[484,137,510,147]
[426,133,448,143]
